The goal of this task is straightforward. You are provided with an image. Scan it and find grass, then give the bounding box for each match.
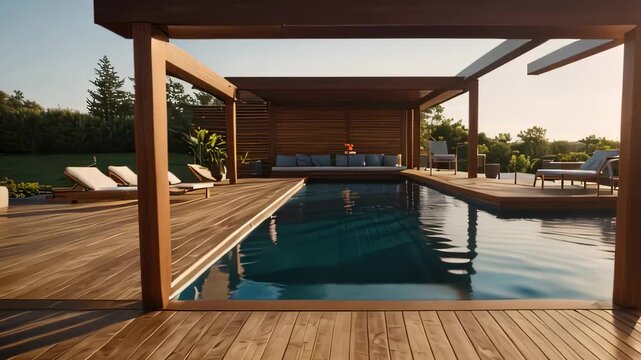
[0,153,195,187]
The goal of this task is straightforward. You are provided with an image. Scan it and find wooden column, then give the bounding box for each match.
[400,109,407,166]
[614,26,641,308]
[132,23,171,310]
[406,109,414,168]
[468,80,479,178]
[413,106,421,170]
[226,98,238,184]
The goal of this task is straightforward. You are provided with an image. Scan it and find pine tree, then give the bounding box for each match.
[86,56,133,121]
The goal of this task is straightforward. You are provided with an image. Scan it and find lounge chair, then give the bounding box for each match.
[427,140,457,175]
[187,164,217,182]
[108,165,214,198]
[533,149,619,195]
[56,167,138,201]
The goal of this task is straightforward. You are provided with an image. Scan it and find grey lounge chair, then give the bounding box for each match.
[533,149,619,195]
[427,140,457,175]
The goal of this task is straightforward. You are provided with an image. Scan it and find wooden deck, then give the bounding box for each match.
[403,169,617,211]
[3,308,641,359]
[0,178,305,301]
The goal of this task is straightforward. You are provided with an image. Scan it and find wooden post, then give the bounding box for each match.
[614,26,641,308]
[413,106,421,170]
[226,98,238,184]
[132,23,171,310]
[400,109,407,166]
[468,80,479,178]
[406,109,414,168]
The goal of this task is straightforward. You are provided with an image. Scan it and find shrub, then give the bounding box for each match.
[509,154,531,173]
[0,177,41,198]
[556,152,590,162]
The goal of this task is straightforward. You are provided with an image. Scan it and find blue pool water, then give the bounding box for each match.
[178,181,615,301]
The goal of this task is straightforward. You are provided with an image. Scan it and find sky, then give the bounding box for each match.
[0,0,624,141]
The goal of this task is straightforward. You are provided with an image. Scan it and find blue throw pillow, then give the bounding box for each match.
[348,154,366,167]
[275,154,297,167]
[296,154,312,166]
[311,154,331,166]
[335,155,348,167]
[365,154,384,166]
[383,155,399,167]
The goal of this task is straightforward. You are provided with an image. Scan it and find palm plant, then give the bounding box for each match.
[206,132,228,178]
[183,128,210,166]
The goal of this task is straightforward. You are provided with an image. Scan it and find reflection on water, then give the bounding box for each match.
[178,181,615,301]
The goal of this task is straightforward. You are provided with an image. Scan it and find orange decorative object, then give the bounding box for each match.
[344,143,355,153]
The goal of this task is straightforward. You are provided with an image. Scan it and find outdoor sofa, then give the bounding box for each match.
[533,149,619,195]
[271,153,406,179]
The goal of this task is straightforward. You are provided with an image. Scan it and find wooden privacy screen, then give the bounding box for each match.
[193,104,403,174]
[193,103,269,176]
[272,106,403,155]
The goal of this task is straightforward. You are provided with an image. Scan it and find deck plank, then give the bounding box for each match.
[367,312,391,360]
[402,311,434,360]
[419,311,456,360]
[437,311,479,360]
[471,311,524,360]
[454,311,502,360]
[385,312,412,360]
[1,309,640,360]
[330,312,351,360]
[350,311,369,360]
[0,178,304,301]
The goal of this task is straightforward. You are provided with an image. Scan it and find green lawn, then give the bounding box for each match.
[0,153,195,187]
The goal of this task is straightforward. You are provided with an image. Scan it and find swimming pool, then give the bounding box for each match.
[178,181,615,301]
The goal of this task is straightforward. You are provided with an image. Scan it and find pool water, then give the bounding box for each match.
[178,181,615,301]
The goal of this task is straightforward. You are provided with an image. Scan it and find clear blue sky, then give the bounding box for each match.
[0,0,623,140]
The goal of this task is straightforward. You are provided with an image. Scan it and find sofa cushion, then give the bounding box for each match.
[348,154,366,167]
[276,154,297,167]
[383,155,399,167]
[365,154,384,166]
[335,154,348,167]
[296,154,312,166]
[311,154,331,166]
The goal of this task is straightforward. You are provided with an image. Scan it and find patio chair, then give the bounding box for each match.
[56,166,138,201]
[187,164,217,182]
[427,140,457,175]
[533,149,619,195]
[108,165,214,198]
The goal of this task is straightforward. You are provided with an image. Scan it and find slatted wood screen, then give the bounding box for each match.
[193,103,269,177]
[193,104,404,174]
[272,106,402,155]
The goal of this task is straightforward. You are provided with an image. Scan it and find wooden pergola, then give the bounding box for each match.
[94,0,641,310]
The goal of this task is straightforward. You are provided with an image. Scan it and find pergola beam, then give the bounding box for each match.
[528,39,623,75]
[227,77,468,91]
[458,39,547,79]
[418,90,465,110]
[165,42,237,100]
[95,0,641,39]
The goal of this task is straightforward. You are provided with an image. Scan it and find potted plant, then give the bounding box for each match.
[183,128,228,181]
[207,132,228,181]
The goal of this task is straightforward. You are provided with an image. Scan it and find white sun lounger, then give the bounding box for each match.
[55,167,138,201]
[108,165,214,197]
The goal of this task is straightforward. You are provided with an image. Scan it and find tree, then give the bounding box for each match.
[86,56,133,120]
[515,126,549,158]
[420,106,468,153]
[193,90,223,106]
[495,132,512,143]
[579,135,620,154]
